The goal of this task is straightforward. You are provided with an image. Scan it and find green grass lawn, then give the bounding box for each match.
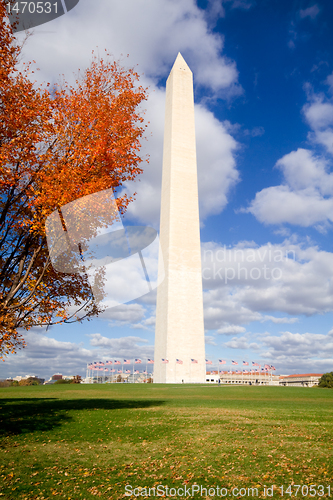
[0,384,332,499]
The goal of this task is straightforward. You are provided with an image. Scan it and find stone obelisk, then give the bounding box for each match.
[154,53,206,384]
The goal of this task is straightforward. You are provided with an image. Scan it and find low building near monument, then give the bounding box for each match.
[206,371,280,385]
[279,373,323,387]
[205,371,323,387]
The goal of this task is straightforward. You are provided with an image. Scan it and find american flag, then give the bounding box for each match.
[104,368,108,371]
[110,369,115,373]
[243,361,249,366]
[123,359,130,364]
[114,360,121,365]
[161,359,169,363]
[228,370,232,374]
[143,370,148,374]
[134,370,139,374]
[135,359,142,364]
[125,369,131,373]
[176,359,183,364]
[99,362,105,366]
[236,370,241,374]
[243,370,249,374]
[106,360,113,365]
[206,359,212,365]
[219,359,226,364]
[270,365,276,370]
[252,361,259,366]
[264,364,270,370]
[147,359,154,364]
[117,369,122,373]
[191,359,198,363]
[231,360,238,365]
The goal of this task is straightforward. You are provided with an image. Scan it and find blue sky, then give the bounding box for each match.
[2,0,333,380]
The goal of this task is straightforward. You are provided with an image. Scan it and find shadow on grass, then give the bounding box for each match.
[0,398,165,437]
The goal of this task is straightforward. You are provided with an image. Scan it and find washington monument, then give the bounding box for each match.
[154,53,206,383]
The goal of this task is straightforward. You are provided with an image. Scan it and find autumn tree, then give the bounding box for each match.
[0,2,148,359]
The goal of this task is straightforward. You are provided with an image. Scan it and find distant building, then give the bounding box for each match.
[9,375,44,384]
[279,373,323,387]
[44,374,63,385]
[206,371,280,385]
[12,374,40,382]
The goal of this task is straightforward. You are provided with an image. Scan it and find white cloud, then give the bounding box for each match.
[303,99,333,130]
[99,304,146,323]
[262,330,333,358]
[88,333,154,362]
[143,316,156,326]
[246,184,333,226]
[0,329,93,380]
[228,0,254,11]
[299,4,320,20]
[311,130,333,156]
[273,227,291,237]
[202,0,226,25]
[244,126,265,137]
[220,329,333,374]
[244,75,333,228]
[326,72,333,92]
[205,335,217,346]
[17,0,239,94]
[276,148,333,193]
[204,290,263,330]
[244,149,333,226]
[90,333,147,347]
[303,90,333,155]
[217,325,246,334]
[224,336,250,349]
[196,107,239,219]
[261,315,299,324]
[0,328,154,380]
[201,241,333,330]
